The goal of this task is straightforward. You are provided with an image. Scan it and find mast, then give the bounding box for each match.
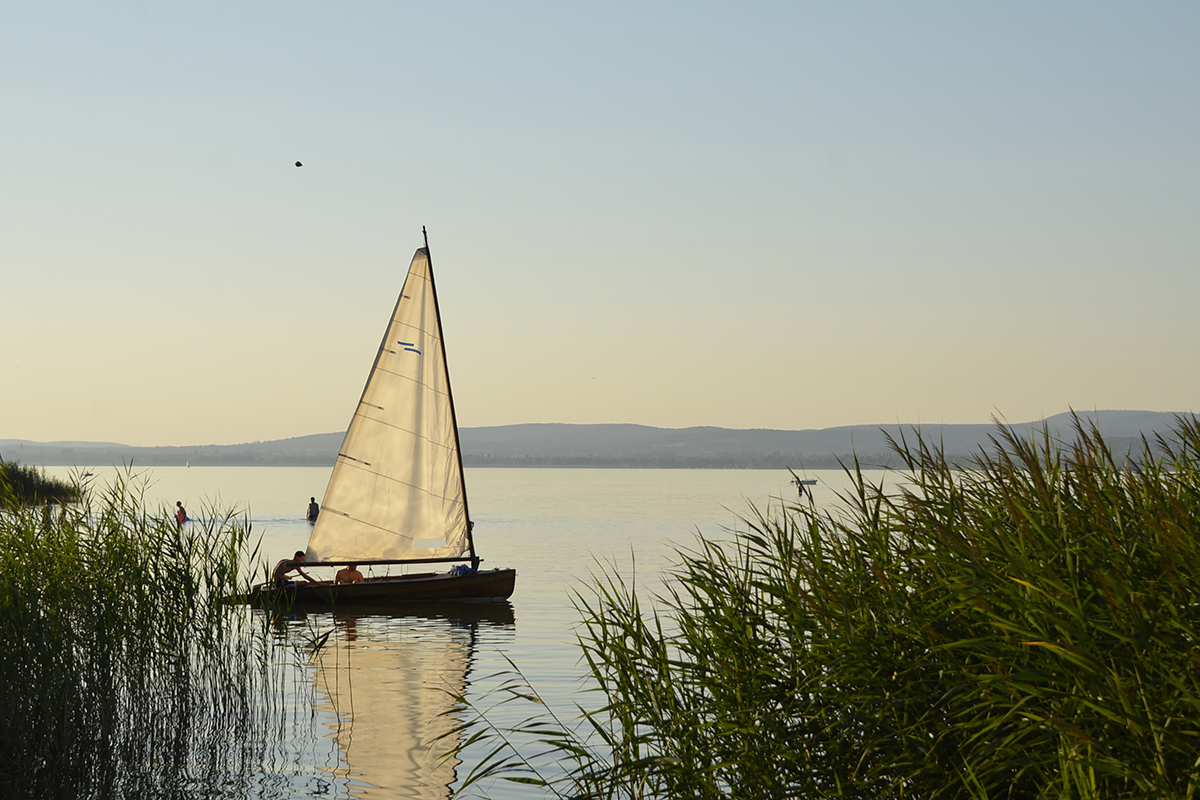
[423,225,480,570]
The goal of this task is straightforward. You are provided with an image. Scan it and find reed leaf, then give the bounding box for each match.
[0,467,279,798]
[446,414,1200,799]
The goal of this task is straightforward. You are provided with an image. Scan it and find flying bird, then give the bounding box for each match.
[295,161,303,167]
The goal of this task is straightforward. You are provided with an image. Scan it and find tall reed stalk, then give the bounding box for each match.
[0,469,276,797]
[446,416,1200,799]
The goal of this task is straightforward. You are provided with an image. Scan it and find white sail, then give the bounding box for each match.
[307,248,469,563]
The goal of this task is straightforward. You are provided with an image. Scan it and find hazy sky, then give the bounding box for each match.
[3,3,1197,445]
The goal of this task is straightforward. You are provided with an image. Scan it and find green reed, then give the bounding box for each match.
[0,458,77,506]
[446,415,1200,799]
[0,468,278,798]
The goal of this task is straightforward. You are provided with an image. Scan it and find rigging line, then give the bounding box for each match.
[348,411,456,450]
[332,457,465,505]
[423,229,475,568]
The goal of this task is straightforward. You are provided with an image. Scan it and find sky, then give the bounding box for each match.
[2,2,1198,446]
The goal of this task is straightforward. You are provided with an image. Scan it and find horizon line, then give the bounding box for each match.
[2,409,1191,450]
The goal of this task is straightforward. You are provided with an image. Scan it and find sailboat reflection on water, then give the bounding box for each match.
[311,604,514,798]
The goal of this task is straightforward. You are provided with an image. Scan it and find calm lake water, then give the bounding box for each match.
[44,465,864,798]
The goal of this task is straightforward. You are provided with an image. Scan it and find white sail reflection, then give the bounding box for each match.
[311,613,485,799]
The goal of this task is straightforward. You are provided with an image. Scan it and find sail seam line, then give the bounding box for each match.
[346,413,455,452]
[316,506,458,545]
[319,506,414,541]
[332,458,463,505]
[368,366,451,399]
[390,317,443,343]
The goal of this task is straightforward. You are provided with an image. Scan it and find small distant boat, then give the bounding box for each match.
[787,467,818,499]
[248,230,516,608]
[787,467,817,487]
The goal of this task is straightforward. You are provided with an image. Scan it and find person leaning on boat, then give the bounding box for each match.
[274,551,317,588]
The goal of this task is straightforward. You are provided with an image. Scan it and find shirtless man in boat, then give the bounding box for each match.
[274,551,317,588]
[335,564,364,584]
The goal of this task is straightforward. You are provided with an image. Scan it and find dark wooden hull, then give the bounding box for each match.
[245,568,516,610]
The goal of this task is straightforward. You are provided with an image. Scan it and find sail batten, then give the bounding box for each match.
[307,248,469,564]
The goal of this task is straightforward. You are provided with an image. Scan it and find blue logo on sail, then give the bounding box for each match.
[398,340,422,355]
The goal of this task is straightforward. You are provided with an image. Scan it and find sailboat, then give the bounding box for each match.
[249,230,516,607]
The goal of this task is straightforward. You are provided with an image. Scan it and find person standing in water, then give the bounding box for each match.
[175,501,188,527]
[306,497,320,523]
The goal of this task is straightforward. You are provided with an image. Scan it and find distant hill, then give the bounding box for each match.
[459,410,1185,468]
[1,410,1191,469]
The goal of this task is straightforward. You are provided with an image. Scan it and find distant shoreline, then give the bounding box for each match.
[3,410,1188,470]
[5,453,899,470]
